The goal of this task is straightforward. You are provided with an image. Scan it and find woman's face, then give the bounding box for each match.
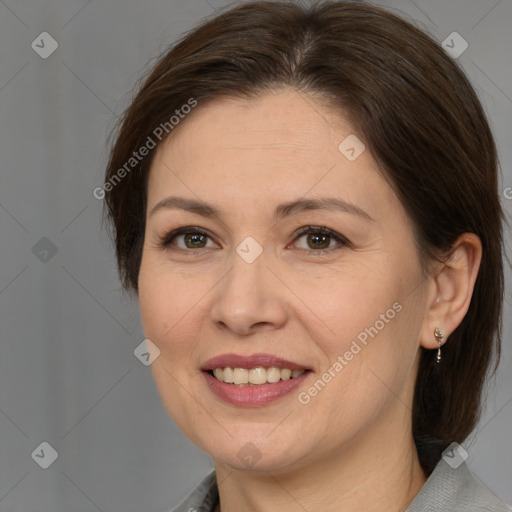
[138,89,434,473]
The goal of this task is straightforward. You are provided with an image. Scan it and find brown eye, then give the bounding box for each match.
[159,227,217,250]
[305,233,331,250]
[293,226,349,252]
[183,232,208,248]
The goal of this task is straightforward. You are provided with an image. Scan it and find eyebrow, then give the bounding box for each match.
[149,196,374,222]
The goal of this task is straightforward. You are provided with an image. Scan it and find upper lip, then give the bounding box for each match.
[201,353,310,371]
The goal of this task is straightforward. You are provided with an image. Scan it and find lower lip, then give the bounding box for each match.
[203,371,310,407]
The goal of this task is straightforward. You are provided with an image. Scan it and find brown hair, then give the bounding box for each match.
[103,0,504,474]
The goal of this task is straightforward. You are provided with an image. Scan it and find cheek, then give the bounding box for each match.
[287,260,399,345]
[301,261,422,394]
[137,255,213,439]
[137,253,201,354]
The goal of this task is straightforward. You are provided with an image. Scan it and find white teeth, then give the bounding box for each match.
[266,367,281,383]
[211,366,306,385]
[249,367,267,385]
[223,367,234,383]
[233,368,249,384]
[280,368,292,381]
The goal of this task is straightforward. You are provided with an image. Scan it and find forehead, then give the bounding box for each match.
[159,91,346,153]
[147,89,395,215]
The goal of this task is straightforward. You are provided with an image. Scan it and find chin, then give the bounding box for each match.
[195,428,315,474]
[215,448,306,474]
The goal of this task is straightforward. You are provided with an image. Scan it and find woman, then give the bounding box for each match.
[103,1,508,510]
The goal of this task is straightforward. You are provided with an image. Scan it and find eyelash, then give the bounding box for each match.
[157,225,351,254]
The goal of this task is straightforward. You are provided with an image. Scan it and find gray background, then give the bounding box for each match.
[0,1,511,511]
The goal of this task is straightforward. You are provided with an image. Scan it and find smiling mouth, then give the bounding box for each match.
[208,367,309,385]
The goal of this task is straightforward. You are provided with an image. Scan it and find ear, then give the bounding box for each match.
[419,233,482,350]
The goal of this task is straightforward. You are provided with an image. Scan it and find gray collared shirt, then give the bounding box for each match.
[169,459,510,511]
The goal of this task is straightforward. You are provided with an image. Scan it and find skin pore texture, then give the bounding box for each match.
[137,89,482,512]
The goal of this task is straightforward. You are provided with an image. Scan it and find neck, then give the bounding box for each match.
[214,409,426,512]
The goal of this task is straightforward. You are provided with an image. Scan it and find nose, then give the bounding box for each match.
[209,246,288,336]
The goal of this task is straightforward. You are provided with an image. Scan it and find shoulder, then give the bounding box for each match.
[168,470,218,512]
[407,458,510,512]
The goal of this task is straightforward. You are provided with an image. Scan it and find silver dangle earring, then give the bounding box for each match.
[434,327,444,363]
